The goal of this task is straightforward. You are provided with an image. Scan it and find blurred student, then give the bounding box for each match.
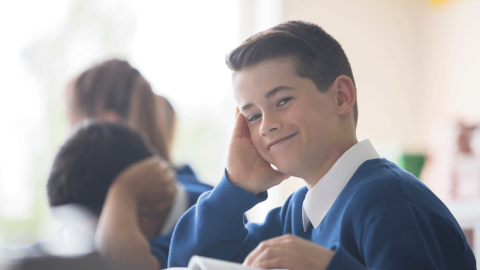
[47,121,176,269]
[155,95,176,156]
[64,59,212,268]
[160,21,473,269]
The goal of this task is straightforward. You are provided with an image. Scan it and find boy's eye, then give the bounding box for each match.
[247,114,261,122]
[277,97,292,107]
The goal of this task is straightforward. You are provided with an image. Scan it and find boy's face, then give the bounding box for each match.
[234,58,341,179]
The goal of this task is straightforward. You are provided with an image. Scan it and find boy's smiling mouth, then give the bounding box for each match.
[267,133,298,151]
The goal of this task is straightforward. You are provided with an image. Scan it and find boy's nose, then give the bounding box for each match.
[260,113,281,136]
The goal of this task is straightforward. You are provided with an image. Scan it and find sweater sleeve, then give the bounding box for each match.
[327,201,475,270]
[167,171,286,268]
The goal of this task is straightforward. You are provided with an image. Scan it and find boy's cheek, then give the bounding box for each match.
[251,137,271,163]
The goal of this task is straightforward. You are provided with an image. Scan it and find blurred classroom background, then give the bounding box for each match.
[1,0,480,263]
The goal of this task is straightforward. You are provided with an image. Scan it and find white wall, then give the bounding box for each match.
[283,0,480,152]
[284,0,425,151]
[419,0,480,130]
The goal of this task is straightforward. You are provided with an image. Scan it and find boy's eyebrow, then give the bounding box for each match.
[265,85,294,99]
[241,86,294,111]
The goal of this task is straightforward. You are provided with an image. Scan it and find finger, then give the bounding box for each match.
[236,107,240,119]
[256,257,290,270]
[245,234,296,262]
[138,198,173,215]
[139,176,176,196]
[266,234,299,245]
[139,171,177,195]
[166,168,177,179]
[241,113,251,138]
[150,158,176,181]
[232,110,249,139]
[151,166,176,185]
[245,243,282,268]
[138,188,176,215]
[137,190,174,207]
[116,156,162,181]
[159,159,169,169]
[243,241,262,266]
[252,234,291,247]
[274,233,294,241]
[244,240,272,266]
[162,177,177,195]
[243,247,260,266]
[245,236,303,267]
[249,248,273,268]
[140,156,166,170]
[153,158,172,173]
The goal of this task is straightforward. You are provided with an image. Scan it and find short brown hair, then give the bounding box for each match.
[69,59,170,161]
[226,20,358,125]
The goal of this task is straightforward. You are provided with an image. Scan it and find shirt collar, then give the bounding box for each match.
[159,182,189,235]
[302,139,381,232]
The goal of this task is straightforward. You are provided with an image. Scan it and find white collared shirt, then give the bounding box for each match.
[302,139,381,232]
[159,182,189,235]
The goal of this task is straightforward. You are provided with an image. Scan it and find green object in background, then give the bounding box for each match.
[399,153,426,178]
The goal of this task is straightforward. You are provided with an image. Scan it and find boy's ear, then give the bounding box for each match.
[332,75,356,116]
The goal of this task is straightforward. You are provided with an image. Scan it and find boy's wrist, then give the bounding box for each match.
[205,171,267,222]
[226,170,263,195]
[109,180,137,205]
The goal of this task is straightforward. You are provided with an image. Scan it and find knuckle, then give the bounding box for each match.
[167,168,176,177]
[284,234,295,242]
[257,257,279,269]
[264,248,274,257]
[159,160,169,169]
[253,260,264,268]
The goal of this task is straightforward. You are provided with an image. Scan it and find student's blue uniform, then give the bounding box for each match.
[148,165,212,269]
[168,159,476,269]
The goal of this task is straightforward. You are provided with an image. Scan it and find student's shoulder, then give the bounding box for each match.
[347,158,411,198]
[345,158,445,218]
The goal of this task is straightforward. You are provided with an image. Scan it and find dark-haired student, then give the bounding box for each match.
[157,21,474,269]
[47,121,211,269]
[62,59,212,269]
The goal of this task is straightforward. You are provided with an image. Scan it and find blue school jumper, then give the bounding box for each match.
[168,159,475,269]
[148,165,212,269]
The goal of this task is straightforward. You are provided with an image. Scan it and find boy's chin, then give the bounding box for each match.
[272,161,299,178]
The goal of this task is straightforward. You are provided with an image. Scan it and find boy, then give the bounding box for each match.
[47,121,211,269]
[161,21,475,269]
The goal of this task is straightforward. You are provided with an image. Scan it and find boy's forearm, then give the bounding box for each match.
[169,174,267,267]
[96,183,159,270]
